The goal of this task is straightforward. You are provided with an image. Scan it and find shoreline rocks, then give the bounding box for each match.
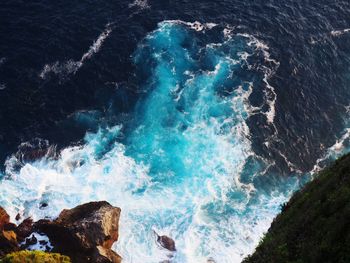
[35,201,121,263]
[0,207,19,257]
[0,201,122,263]
[0,207,10,230]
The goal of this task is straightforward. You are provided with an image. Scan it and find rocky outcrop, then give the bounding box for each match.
[15,218,33,243]
[156,234,176,252]
[0,201,121,263]
[0,229,18,257]
[0,207,10,230]
[35,201,121,263]
[0,207,19,257]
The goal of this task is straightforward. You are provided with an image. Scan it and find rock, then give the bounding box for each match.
[15,213,21,221]
[40,202,48,209]
[4,223,17,231]
[157,234,176,252]
[0,207,10,230]
[15,218,33,241]
[15,138,56,163]
[22,234,38,248]
[35,201,121,263]
[39,239,48,246]
[0,207,19,257]
[94,246,122,263]
[0,230,19,257]
[2,230,17,243]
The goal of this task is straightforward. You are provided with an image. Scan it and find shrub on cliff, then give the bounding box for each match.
[0,251,71,263]
[243,153,350,263]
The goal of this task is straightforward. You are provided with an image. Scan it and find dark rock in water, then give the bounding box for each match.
[0,207,10,230]
[156,234,176,252]
[35,201,121,263]
[40,202,48,209]
[22,234,38,248]
[15,138,57,163]
[15,218,34,242]
[39,239,48,246]
[15,213,21,221]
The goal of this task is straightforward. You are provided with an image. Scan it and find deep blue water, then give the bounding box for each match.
[1,1,350,262]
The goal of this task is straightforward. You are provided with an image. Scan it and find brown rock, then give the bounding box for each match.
[36,201,121,263]
[0,207,10,230]
[157,234,176,252]
[4,223,17,231]
[15,218,33,241]
[20,234,38,249]
[0,207,19,256]
[0,230,19,257]
[15,213,21,221]
[2,230,17,243]
[94,246,122,263]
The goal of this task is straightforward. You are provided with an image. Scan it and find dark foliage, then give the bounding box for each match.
[244,154,350,263]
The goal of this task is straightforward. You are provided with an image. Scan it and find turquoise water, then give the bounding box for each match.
[0,21,308,262]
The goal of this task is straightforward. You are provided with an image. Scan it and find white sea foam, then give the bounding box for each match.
[80,26,112,63]
[311,127,350,174]
[164,20,218,32]
[129,0,150,9]
[21,232,53,251]
[1,21,297,263]
[39,60,82,79]
[39,24,112,80]
[331,28,350,37]
[236,33,280,124]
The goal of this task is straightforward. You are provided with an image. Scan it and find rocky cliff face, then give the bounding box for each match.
[0,201,121,263]
[35,201,121,263]
[244,154,350,263]
[0,207,19,258]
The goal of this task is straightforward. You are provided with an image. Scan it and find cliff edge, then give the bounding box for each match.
[244,154,350,263]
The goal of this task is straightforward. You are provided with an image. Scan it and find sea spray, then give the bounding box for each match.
[0,21,299,262]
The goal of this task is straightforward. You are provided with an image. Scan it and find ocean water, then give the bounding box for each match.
[1,1,350,262]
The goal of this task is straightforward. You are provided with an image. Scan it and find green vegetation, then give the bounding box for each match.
[244,154,350,263]
[0,251,71,263]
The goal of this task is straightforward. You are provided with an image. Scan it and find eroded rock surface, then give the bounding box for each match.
[35,201,121,263]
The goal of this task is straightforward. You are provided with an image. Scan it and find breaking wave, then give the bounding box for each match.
[1,21,300,262]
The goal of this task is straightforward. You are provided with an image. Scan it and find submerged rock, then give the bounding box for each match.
[22,234,37,248]
[35,201,121,263]
[15,213,21,221]
[156,233,176,252]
